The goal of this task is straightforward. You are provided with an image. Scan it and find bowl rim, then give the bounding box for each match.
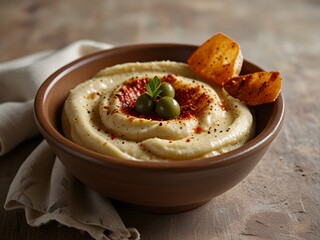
[34,43,285,172]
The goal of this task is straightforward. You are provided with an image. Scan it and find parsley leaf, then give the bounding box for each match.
[146,76,162,100]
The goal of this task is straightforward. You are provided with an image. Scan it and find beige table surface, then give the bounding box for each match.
[1,0,319,239]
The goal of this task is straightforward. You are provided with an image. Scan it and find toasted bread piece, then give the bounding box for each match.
[223,71,282,106]
[188,33,243,86]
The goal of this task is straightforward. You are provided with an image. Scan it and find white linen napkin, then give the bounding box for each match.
[1,40,140,240]
[0,40,110,155]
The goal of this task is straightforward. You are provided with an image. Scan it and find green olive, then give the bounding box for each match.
[155,96,180,119]
[159,82,175,98]
[135,93,155,114]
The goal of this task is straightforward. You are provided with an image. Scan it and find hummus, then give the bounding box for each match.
[62,61,255,161]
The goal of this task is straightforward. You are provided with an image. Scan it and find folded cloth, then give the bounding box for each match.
[2,41,140,240]
[5,141,139,240]
[0,40,111,156]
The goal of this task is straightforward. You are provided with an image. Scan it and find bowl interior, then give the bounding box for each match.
[36,44,284,168]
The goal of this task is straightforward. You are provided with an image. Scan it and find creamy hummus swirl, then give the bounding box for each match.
[62,61,255,161]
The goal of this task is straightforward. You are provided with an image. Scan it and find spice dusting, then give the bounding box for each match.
[116,74,213,121]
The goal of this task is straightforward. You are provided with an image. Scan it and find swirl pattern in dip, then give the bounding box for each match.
[62,61,255,161]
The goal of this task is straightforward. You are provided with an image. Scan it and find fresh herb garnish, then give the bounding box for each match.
[134,76,180,119]
[146,76,162,100]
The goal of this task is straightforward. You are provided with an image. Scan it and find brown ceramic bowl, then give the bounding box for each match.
[34,44,285,213]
